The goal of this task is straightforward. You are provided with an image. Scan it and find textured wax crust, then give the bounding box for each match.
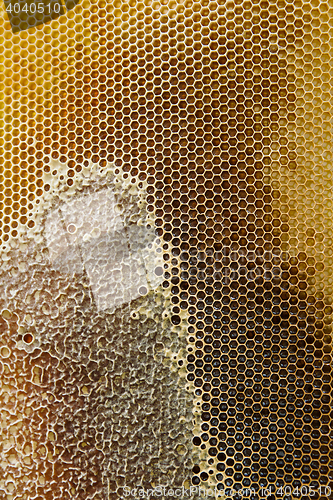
[0,168,194,499]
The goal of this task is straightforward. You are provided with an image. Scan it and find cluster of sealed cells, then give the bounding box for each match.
[0,0,333,497]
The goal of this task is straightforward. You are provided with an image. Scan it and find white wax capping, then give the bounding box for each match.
[45,188,164,312]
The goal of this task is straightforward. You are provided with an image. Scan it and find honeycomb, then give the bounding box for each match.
[0,0,333,498]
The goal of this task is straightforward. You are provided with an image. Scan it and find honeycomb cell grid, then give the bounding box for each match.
[0,0,332,498]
